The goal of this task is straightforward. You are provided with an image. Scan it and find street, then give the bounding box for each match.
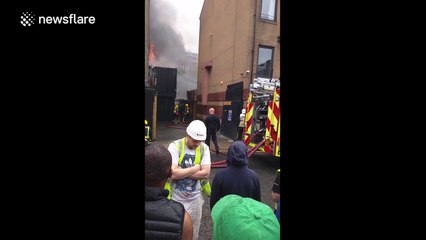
[152,122,281,240]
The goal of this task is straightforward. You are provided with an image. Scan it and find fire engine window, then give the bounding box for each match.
[257,46,274,79]
[261,0,277,21]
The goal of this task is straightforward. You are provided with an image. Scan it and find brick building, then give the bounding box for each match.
[196,0,280,123]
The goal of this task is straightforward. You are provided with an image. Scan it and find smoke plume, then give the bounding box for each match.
[150,0,187,68]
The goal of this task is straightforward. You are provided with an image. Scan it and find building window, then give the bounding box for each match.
[256,46,274,79]
[261,0,277,21]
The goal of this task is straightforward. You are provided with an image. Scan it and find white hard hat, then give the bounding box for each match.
[186,120,207,141]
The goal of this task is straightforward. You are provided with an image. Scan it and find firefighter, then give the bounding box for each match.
[145,120,151,146]
[237,109,246,140]
[178,102,185,124]
[183,103,190,123]
[173,103,180,123]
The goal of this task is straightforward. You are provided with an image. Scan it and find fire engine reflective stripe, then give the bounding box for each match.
[263,89,280,156]
[264,100,273,153]
[270,103,278,139]
[243,102,254,145]
[270,92,280,155]
[247,90,252,104]
[272,90,280,133]
[271,89,280,156]
[276,116,281,156]
[243,92,254,144]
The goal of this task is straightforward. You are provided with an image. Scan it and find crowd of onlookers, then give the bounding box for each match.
[145,112,281,240]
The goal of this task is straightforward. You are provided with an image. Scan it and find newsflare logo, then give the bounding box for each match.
[20,12,96,27]
[21,12,36,26]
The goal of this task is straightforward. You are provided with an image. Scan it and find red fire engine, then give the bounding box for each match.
[212,78,281,168]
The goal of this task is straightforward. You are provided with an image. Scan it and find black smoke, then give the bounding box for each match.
[150,0,187,68]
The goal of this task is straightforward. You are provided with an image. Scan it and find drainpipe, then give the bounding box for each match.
[153,94,157,140]
[250,0,258,85]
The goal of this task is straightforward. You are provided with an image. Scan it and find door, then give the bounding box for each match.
[220,82,243,140]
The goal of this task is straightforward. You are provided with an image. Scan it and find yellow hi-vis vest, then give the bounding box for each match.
[145,120,150,140]
[164,138,211,199]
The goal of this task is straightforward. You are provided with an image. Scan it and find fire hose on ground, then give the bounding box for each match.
[211,159,227,168]
[211,138,265,168]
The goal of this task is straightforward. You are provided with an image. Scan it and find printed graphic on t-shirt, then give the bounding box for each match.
[174,154,198,196]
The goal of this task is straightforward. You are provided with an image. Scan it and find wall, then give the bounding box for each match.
[254,0,281,80]
[197,0,280,119]
[176,52,198,100]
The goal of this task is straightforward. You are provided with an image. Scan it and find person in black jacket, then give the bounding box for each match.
[271,169,281,223]
[204,108,221,154]
[210,141,261,210]
[145,143,193,240]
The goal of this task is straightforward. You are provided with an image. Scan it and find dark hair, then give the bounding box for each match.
[145,143,172,186]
